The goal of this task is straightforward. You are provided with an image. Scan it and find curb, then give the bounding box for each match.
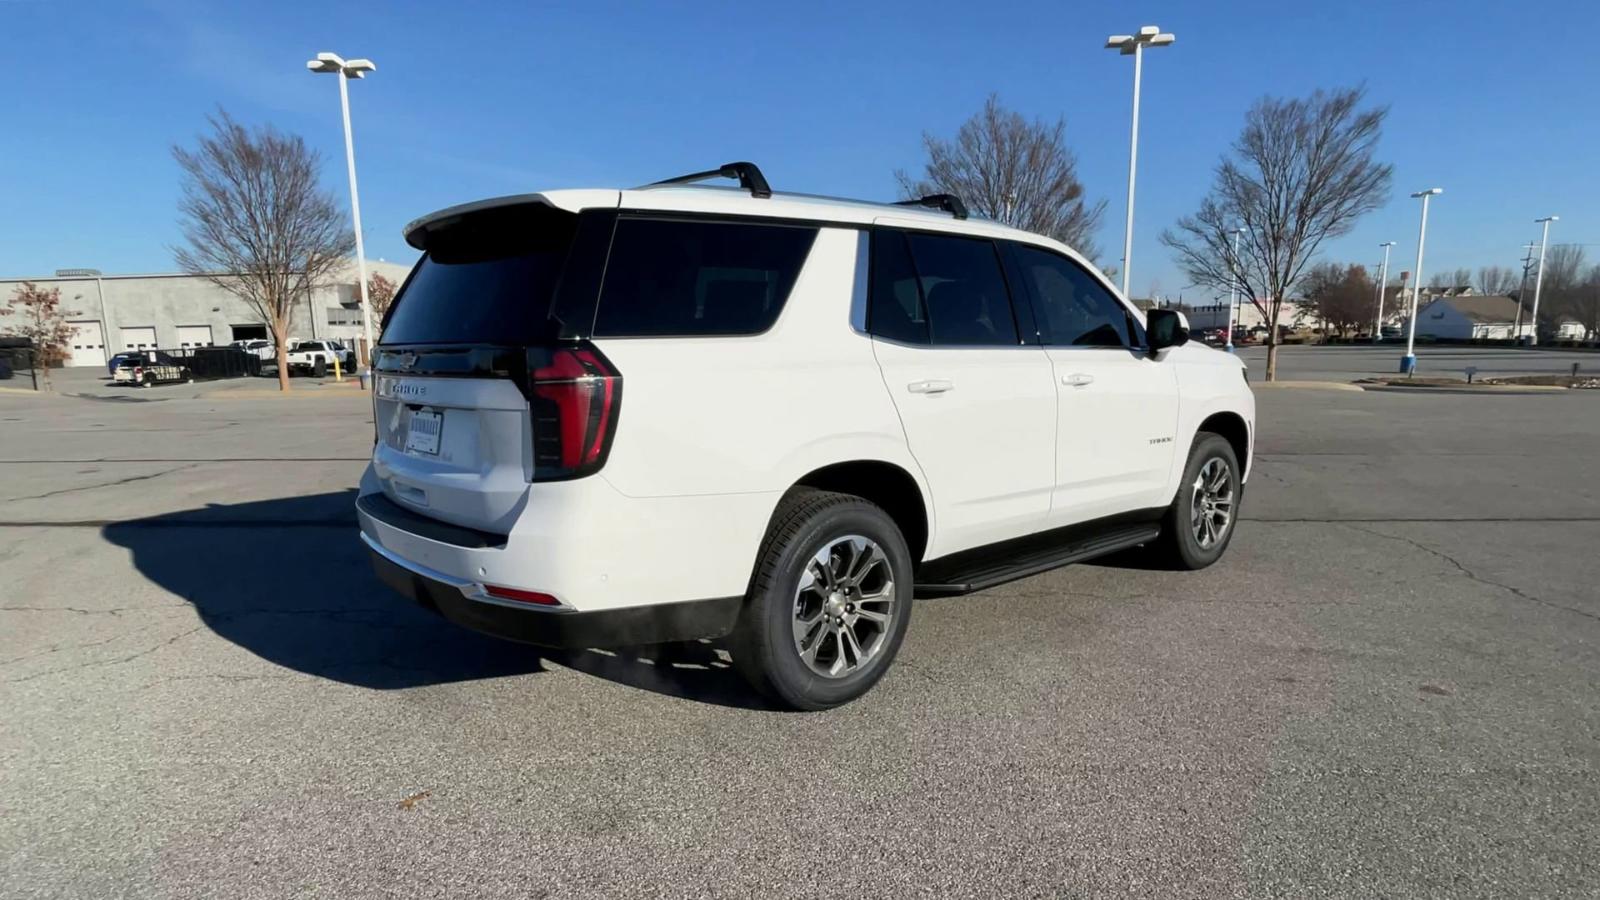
[1251,381,1366,393]
[202,388,369,399]
[1359,384,1571,395]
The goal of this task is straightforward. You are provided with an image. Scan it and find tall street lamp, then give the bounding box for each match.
[1401,188,1442,374]
[1224,226,1244,352]
[308,51,377,378]
[1373,241,1395,343]
[1105,25,1175,299]
[1529,216,1558,347]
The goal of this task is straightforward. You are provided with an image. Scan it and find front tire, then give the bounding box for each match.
[730,488,914,711]
[1154,433,1242,570]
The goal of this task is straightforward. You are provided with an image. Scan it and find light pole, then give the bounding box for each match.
[1105,25,1175,299]
[1373,241,1395,343]
[1529,216,1558,347]
[1224,226,1244,352]
[1401,188,1442,374]
[308,51,377,378]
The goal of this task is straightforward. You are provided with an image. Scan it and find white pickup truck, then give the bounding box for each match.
[284,340,357,377]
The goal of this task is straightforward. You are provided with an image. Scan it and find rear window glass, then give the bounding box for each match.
[381,205,577,345]
[593,218,818,337]
[904,233,1019,346]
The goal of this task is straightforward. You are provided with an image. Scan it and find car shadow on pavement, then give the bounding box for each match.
[101,489,773,708]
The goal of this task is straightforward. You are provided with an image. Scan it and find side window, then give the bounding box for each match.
[593,218,818,337]
[1012,245,1132,348]
[904,233,1019,346]
[867,230,929,344]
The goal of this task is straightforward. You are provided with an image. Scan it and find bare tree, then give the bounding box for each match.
[897,93,1105,259]
[364,272,398,322]
[1,282,80,388]
[1161,87,1392,380]
[1540,247,1594,339]
[1539,244,1587,294]
[1560,265,1600,340]
[1475,265,1518,296]
[1426,267,1472,292]
[172,111,354,391]
[1302,262,1376,338]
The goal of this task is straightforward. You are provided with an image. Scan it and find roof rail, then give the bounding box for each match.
[648,161,772,199]
[894,193,968,220]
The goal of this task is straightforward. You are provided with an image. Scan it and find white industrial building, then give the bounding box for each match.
[0,258,412,367]
[1407,295,1532,341]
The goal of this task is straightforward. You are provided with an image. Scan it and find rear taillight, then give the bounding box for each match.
[528,344,620,481]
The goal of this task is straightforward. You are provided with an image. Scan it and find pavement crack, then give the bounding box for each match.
[3,464,198,502]
[4,625,205,683]
[0,604,188,616]
[1344,524,1599,623]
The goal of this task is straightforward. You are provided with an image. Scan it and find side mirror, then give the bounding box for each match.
[1146,309,1191,352]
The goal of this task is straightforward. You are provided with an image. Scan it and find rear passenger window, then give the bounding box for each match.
[904,233,1019,346]
[868,230,929,344]
[1012,245,1132,348]
[593,218,818,337]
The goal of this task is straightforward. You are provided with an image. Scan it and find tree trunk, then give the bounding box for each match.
[1265,338,1279,381]
[271,321,291,392]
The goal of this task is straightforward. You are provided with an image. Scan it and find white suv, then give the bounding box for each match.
[357,162,1255,709]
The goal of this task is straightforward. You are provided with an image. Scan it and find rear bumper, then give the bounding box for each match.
[365,533,741,648]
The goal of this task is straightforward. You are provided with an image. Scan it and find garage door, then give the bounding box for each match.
[119,327,157,351]
[66,321,106,368]
[176,325,213,348]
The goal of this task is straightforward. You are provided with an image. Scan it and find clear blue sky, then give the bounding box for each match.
[5,0,1598,301]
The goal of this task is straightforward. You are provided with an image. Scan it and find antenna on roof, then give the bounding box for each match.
[894,193,968,220]
[649,161,772,198]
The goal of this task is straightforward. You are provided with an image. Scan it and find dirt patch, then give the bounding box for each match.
[1483,375,1600,389]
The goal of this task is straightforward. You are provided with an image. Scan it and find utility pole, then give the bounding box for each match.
[1514,242,1538,343]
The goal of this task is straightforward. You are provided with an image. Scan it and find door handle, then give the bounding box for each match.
[907,379,954,394]
[1062,373,1096,387]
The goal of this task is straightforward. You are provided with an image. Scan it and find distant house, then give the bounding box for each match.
[1553,315,1588,341]
[1408,295,1531,340]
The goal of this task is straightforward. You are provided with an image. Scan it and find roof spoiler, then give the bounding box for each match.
[647,161,772,199]
[894,193,968,220]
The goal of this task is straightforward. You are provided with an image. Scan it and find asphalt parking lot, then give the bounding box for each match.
[3,347,1598,898]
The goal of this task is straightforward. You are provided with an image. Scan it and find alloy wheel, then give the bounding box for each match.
[791,535,896,678]
[1191,457,1235,550]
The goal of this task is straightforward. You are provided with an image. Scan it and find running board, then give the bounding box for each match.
[914,519,1163,599]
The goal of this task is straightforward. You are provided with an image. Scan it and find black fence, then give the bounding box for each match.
[139,346,265,380]
[0,339,34,380]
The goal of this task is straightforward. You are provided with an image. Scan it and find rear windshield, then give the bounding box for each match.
[381,204,578,345]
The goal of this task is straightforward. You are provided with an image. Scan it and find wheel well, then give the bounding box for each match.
[794,461,929,564]
[1198,412,1250,476]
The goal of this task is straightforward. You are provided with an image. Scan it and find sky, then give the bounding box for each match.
[4,0,1599,302]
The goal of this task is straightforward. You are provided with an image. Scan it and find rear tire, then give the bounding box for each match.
[730,488,914,711]
[1153,433,1241,570]
[140,373,154,388]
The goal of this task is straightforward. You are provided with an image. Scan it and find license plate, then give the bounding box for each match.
[404,408,443,455]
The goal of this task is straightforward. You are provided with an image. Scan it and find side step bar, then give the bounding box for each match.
[914,519,1163,599]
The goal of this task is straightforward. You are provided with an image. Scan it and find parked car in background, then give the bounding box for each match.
[228,339,275,361]
[284,340,355,376]
[107,351,147,375]
[357,162,1256,710]
[112,351,193,387]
